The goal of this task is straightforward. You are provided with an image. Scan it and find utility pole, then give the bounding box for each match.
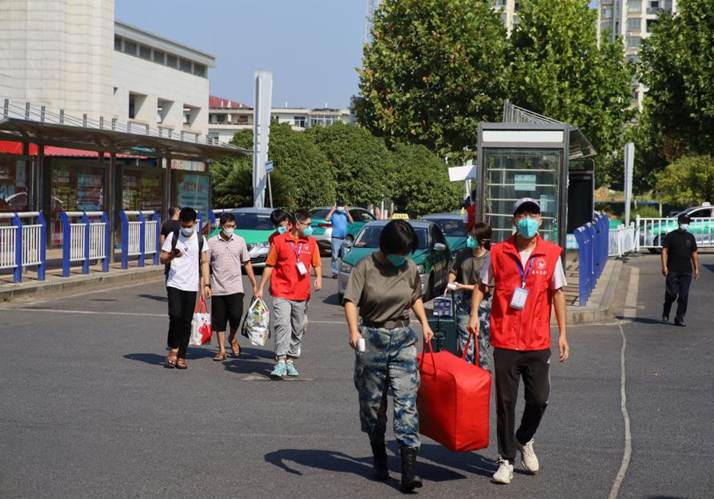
[252,71,273,207]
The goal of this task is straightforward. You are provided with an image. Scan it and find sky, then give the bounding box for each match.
[115,0,366,109]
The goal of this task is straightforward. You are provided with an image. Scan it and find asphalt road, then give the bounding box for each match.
[0,255,712,498]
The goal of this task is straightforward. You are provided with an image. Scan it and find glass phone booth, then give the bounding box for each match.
[477,123,569,250]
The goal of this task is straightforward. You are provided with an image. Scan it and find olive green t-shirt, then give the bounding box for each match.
[343,253,421,324]
[449,249,489,286]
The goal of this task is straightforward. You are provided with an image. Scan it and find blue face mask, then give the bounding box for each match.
[302,226,314,237]
[516,217,539,239]
[466,236,477,249]
[277,226,287,235]
[387,254,407,268]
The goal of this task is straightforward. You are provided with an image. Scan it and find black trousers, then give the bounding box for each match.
[493,348,550,462]
[663,272,692,321]
[166,287,197,358]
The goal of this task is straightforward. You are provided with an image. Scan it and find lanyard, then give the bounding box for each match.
[517,257,536,288]
[287,240,303,260]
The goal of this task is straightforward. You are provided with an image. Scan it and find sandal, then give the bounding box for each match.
[213,351,226,361]
[176,358,188,370]
[229,339,241,358]
[165,351,178,369]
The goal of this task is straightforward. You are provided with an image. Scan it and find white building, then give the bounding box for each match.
[0,0,214,140]
[208,96,354,144]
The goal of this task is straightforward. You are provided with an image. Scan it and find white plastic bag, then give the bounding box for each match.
[241,298,270,347]
[189,297,212,346]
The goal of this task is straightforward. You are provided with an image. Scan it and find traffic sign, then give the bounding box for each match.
[265,160,273,173]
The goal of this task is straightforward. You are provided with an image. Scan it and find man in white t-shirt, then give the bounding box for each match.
[159,207,210,369]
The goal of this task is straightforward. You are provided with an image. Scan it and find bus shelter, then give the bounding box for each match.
[476,103,596,250]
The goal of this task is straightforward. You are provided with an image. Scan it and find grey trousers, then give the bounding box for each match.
[272,297,307,359]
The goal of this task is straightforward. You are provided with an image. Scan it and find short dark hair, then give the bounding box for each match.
[678,214,691,225]
[179,207,197,223]
[380,220,418,255]
[472,222,492,250]
[168,206,181,217]
[295,209,311,223]
[336,198,345,207]
[219,212,236,226]
[270,208,290,227]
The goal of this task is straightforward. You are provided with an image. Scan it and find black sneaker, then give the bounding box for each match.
[662,314,669,324]
[674,319,686,327]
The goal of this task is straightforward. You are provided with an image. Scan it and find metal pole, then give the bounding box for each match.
[253,71,273,207]
[267,172,273,208]
[107,153,116,263]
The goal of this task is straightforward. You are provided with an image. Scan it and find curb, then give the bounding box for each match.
[565,259,625,325]
[0,266,164,303]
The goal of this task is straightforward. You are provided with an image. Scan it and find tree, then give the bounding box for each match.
[509,0,635,186]
[639,0,714,159]
[306,123,395,206]
[357,0,510,156]
[390,143,462,216]
[655,155,714,206]
[216,123,335,209]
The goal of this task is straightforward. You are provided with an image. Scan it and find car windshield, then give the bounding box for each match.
[354,226,428,249]
[310,208,330,219]
[425,218,467,237]
[234,212,273,230]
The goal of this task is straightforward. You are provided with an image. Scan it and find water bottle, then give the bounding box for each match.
[357,337,366,353]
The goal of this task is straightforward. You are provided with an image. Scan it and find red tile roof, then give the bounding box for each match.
[209,96,250,109]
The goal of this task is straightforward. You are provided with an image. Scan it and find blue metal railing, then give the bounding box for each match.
[574,213,610,306]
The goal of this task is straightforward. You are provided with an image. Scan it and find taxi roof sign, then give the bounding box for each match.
[391,213,410,220]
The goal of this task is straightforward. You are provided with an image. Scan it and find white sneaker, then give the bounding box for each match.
[492,458,513,484]
[518,439,539,473]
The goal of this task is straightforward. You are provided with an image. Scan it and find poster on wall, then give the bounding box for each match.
[50,163,105,245]
[0,158,29,212]
[122,172,162,211]
[175,172,209,217]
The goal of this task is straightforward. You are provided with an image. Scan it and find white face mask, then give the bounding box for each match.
[222,227,235,237]
[679,224,689,231]
[336,206,345,212]
[180,227,194,237]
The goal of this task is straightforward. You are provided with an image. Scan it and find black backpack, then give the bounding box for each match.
[165,229,204,277]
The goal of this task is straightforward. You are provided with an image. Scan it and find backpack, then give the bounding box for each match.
[165,229,204,278]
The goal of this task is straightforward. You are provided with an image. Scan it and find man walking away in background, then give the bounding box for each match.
[160,207,181,247]
[325,200,353,278]
[160,208,210,370]
[661,214,700,327]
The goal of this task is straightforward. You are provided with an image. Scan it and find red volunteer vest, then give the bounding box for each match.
[270,232,317,301]
[489,235,563,351]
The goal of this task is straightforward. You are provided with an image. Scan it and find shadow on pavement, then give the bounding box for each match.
[138,294,168,302]
[265,447,466,486]
[415,443,496,478]
[616,315,664,325]
[124,353,165,365]
[322,293,341,306]
[223,359,274,376]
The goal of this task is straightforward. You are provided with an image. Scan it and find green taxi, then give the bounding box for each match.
[209,208,276,267]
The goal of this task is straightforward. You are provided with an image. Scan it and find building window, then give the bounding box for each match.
[627,35,641,48]
[166,54,178,68]
[294,116,306,128]
[646,19,659,32]
[124,40,138,56]
[153,50,165,64]
[139,44,151,60]
[129,95,137,119]
[650,1,660,8]
[193,63,207,78]
[627,18,641,31]
[114,36,122,51]
[627,0,641,12]
[179,58,192,73]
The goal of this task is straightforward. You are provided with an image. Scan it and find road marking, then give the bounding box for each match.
[3,307,166,318]
[609,266,638,499]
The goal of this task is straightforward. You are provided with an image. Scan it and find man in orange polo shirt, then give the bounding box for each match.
[468,198,569,485]
[257,210,322,378]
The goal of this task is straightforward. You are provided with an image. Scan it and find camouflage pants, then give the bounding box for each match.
[353,325,420,449]
[454,292,492,371]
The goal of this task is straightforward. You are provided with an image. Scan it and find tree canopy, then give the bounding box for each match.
[655,155,714,206]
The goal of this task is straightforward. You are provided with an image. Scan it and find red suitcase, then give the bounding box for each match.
[416,333,491,452]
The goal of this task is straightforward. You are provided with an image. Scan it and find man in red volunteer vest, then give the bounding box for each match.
[257,210,322,378]
[468,198,569,485]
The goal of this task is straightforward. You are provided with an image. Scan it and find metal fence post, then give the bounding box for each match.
[37,212,46,281]
[101,212,110,272]
[120,211,129,270]
[137,212,146,267]
[60,211,71,277]
[153,210,161,265]
[81,212,90,274]
[12,213,22,283]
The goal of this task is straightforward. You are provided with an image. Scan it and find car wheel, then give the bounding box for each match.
[648,235,663,254]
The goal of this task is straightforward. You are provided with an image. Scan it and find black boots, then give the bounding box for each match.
[370,437,389,480]
[399,446,423,493]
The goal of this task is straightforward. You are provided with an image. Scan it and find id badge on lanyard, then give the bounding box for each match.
[290,241,308,276]
[509,258,535,311]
